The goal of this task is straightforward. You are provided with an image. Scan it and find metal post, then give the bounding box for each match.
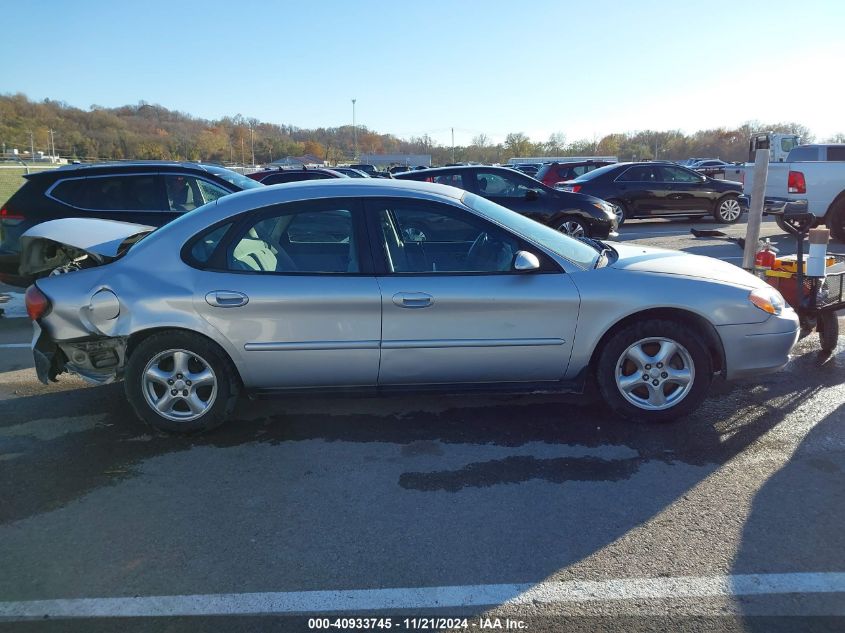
[742,148,770,270]
[352,99,357,160]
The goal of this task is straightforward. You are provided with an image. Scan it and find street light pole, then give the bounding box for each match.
[352,98,357,160]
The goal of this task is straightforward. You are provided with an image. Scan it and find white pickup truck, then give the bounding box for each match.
[743,144,845,240]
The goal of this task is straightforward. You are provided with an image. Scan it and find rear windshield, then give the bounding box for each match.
[572,164,618,181]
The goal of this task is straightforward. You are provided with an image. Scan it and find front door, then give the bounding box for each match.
[365,197,580,386]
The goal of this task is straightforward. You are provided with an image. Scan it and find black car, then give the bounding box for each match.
[257,168,348,185]
[557,161,745,225]
[0,161,261,286]
[535,160,616,188]
[394,165,617,239]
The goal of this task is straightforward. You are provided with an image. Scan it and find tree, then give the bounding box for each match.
[503,132,533,159]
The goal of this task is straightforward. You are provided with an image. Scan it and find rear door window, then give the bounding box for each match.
[616,166,658,182]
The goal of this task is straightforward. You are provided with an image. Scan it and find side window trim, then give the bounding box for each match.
[206,197,372,276]
[361,196,556,276]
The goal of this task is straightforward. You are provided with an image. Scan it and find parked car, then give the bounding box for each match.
[331,167,371,178]
[349,164,379,176]
[0,161,262,287]
[512,163,541,176]
[535,160,615,188]
[395,165,617,238]
[250,168,348,185]
[557,162,745,225]
[24,179,798,432]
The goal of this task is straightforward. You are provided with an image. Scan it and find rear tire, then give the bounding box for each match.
[713,195,742,224]
[827,198,845,242]
[596,319,713,423]
[124,331,239,433]
[818,311,839,353]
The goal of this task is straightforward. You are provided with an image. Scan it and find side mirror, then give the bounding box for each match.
[513,251,540,272]
[525,189,540,201]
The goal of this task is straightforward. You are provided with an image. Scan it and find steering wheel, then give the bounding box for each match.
[466,232,492,270]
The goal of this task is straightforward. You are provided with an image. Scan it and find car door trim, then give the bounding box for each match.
[244,340,380,351]
[381,337,565,349]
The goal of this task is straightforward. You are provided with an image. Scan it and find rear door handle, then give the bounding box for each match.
[205,291,249,308]
[392,292,434,309]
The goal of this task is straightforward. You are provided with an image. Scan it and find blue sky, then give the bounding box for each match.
[2,0,843,146]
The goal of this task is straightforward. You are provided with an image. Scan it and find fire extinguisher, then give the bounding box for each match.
[754,239,778,275]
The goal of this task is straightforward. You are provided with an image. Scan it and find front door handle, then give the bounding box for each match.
[392,292,434,309]
[205,291,249,308]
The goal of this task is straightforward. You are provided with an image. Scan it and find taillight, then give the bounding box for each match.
[788,171,806,194]
[25,285,51,320]
[1,206,25,221]
[571,184,582,193]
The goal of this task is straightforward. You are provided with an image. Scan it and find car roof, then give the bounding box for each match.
[24,161,224,180]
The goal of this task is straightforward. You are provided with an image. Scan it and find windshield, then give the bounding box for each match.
[200,164,263,190]
[461,192,598,269]
[571,163,618,182]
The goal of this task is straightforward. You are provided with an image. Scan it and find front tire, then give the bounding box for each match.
[713,195,742,224]
[596,319,713,422]
[607,200,627,226]
[125,331,239,433]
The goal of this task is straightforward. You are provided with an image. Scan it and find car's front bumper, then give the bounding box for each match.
[717,309,800,380]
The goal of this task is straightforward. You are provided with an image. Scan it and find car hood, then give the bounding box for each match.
[609,242,765,288]
[19,218,154,276]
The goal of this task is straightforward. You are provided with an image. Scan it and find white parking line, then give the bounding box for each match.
[1,572,843,619]
[0,343,29,349]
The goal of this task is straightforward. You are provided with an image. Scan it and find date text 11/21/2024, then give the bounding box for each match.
[307,617,528,630]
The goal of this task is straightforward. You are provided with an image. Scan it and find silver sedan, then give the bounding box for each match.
[23,179,799,432]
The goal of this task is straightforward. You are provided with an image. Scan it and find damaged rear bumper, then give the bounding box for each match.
[32,321,126,385]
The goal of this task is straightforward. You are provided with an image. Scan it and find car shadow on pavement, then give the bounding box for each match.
[0,335,842,610]
[731,401,845,628]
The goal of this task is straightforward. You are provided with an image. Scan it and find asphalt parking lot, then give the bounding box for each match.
[1,217,844,632]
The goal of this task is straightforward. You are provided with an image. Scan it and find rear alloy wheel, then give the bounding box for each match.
[557,217,587,238]
[125,331,239,433]
[596,319,713,422]
[714,195,742,224]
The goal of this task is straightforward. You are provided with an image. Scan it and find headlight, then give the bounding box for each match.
[749,287,785,315]
[592,202,613,215]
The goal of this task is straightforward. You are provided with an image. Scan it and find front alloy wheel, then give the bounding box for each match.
[557,218,586,238]
[614,338,694,411]
[596,319,713,422]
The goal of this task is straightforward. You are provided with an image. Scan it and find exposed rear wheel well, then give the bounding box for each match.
[588,308,725,376]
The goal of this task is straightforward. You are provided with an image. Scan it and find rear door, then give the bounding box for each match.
[191,197,382,389]
[613,165,665,215]
[472,169,548,221]
[365,196,579,385]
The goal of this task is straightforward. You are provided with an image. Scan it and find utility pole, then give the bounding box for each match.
[49,129,55,160]
[352,98,357,159]
[240,137,245,167]
[29,131,35,162]
[250,124,255,166]
[451,127,455,163]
